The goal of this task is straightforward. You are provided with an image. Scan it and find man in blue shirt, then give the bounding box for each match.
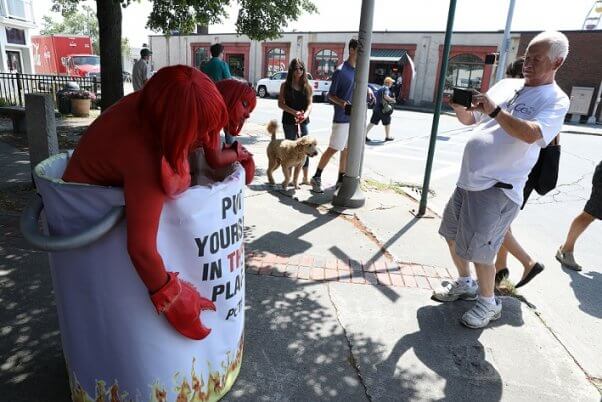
[202,43,232,82]
[310,39,358,193]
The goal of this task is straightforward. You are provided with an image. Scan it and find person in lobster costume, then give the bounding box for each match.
[62,65,257,340]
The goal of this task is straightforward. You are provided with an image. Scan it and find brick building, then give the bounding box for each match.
[149,29,601,121]
[518,30,602,122]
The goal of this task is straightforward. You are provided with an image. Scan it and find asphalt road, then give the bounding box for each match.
[247,97,602,379]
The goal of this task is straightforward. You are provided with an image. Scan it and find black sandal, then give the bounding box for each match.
[515,263,544,288]
[495,268,509,285]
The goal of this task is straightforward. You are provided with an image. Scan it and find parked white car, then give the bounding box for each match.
[255,72,331,101]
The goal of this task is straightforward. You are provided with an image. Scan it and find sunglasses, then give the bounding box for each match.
[294,67,304,71]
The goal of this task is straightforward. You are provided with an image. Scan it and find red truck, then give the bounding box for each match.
[32,35,100,79]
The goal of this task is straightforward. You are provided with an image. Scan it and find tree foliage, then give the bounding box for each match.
[52,0,317,40]
[235,0,317,40]
[41,4,99,53]
[49,0,317,108]
[145,0,319,40]
[42,4,134,57]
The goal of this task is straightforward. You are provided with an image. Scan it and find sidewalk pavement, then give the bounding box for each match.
[0,122,600,401]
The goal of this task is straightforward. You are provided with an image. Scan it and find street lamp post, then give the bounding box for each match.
[417,0,457,216]
[332,0,375,208]
[495,0,517,83]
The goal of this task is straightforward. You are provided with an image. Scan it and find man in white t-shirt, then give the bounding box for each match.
[433,31,570,328]
[132,48,152,91]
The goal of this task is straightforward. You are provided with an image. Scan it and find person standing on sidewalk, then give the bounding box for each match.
[202,43,234,144]
[432,31,570,329]
[132,48,152,91]
[310,39,358,193]
[365,77,395,143]
[494,56,546,289]
[556,160,602,270]
[278,58,314,184]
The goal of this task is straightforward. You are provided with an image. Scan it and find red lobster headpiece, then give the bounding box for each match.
[139,65,228,175]
[215,79,257,136]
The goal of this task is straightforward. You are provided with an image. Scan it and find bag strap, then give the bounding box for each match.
[551,134,560,146]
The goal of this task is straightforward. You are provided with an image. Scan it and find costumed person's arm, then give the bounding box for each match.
[123,159,215,340]
[204,140,254,185]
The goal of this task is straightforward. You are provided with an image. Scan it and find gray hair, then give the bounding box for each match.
[527,31,569,63]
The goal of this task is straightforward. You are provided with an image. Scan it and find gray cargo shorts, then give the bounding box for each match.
[439,187,519,265]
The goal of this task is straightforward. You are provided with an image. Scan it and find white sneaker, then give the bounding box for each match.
[461,298,502,329]
[432,280,478,302]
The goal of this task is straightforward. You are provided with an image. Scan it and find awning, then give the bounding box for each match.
[370,49,407,63]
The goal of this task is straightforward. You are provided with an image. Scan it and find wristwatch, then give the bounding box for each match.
[489,105,501,118]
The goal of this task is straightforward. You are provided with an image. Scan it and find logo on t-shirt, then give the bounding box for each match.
[512,103,536,116]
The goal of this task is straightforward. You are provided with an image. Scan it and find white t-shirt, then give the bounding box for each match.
[132,59,150,91]
[457,78,569,205]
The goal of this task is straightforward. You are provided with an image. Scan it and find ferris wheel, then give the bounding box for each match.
[583,0,602,29]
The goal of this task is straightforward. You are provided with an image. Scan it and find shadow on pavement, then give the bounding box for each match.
[224,274,420,401]
[562,267,602,319]
[376,299,524,401]
[245,188,338,258]
[0,221,70,402]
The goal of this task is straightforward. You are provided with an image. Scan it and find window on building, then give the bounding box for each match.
[445,54,484,93]
[6,0,32,21]
[265,48,287,77]
[193,47,210,70]
[5,28,26,45]
[313,49,339,80]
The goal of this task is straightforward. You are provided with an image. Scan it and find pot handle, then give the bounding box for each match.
[20,195,125,251]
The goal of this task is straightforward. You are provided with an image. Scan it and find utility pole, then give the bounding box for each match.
[495,0,517,83]
[332,0,375,208]
[417,0,457,216]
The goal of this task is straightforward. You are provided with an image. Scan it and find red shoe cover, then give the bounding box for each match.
[150,272,216,340]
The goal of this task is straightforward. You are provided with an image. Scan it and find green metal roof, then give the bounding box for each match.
[370,48,407,62]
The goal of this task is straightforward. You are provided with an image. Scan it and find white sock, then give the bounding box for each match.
[479,295,496,306]
[457,276,472,285]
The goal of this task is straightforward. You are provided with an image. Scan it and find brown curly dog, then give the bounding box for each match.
[265,120,318,189]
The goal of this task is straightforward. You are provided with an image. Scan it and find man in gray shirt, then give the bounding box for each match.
[132,48,152,91]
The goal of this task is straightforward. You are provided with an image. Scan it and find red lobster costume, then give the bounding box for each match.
[62,65,257,340]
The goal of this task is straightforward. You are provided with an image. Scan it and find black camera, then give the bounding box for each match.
[452,88,474,108]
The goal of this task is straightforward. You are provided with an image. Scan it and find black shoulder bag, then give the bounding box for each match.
[523,135,561,206]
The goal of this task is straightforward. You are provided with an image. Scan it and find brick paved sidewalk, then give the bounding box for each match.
[245,249,453,290]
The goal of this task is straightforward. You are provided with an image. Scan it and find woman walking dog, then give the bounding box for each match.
[278,58,314,185]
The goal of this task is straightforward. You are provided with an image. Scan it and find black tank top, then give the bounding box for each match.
[282,85,310,125]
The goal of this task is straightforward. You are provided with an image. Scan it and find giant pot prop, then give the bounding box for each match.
[21,152,246,402]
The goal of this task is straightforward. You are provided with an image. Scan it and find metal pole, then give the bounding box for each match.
[495,0,517,83]
[587,79,602,124]
[417,0,457,216]
[332,0,374,208]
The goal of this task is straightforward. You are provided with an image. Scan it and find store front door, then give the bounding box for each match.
[227,54,245,79]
